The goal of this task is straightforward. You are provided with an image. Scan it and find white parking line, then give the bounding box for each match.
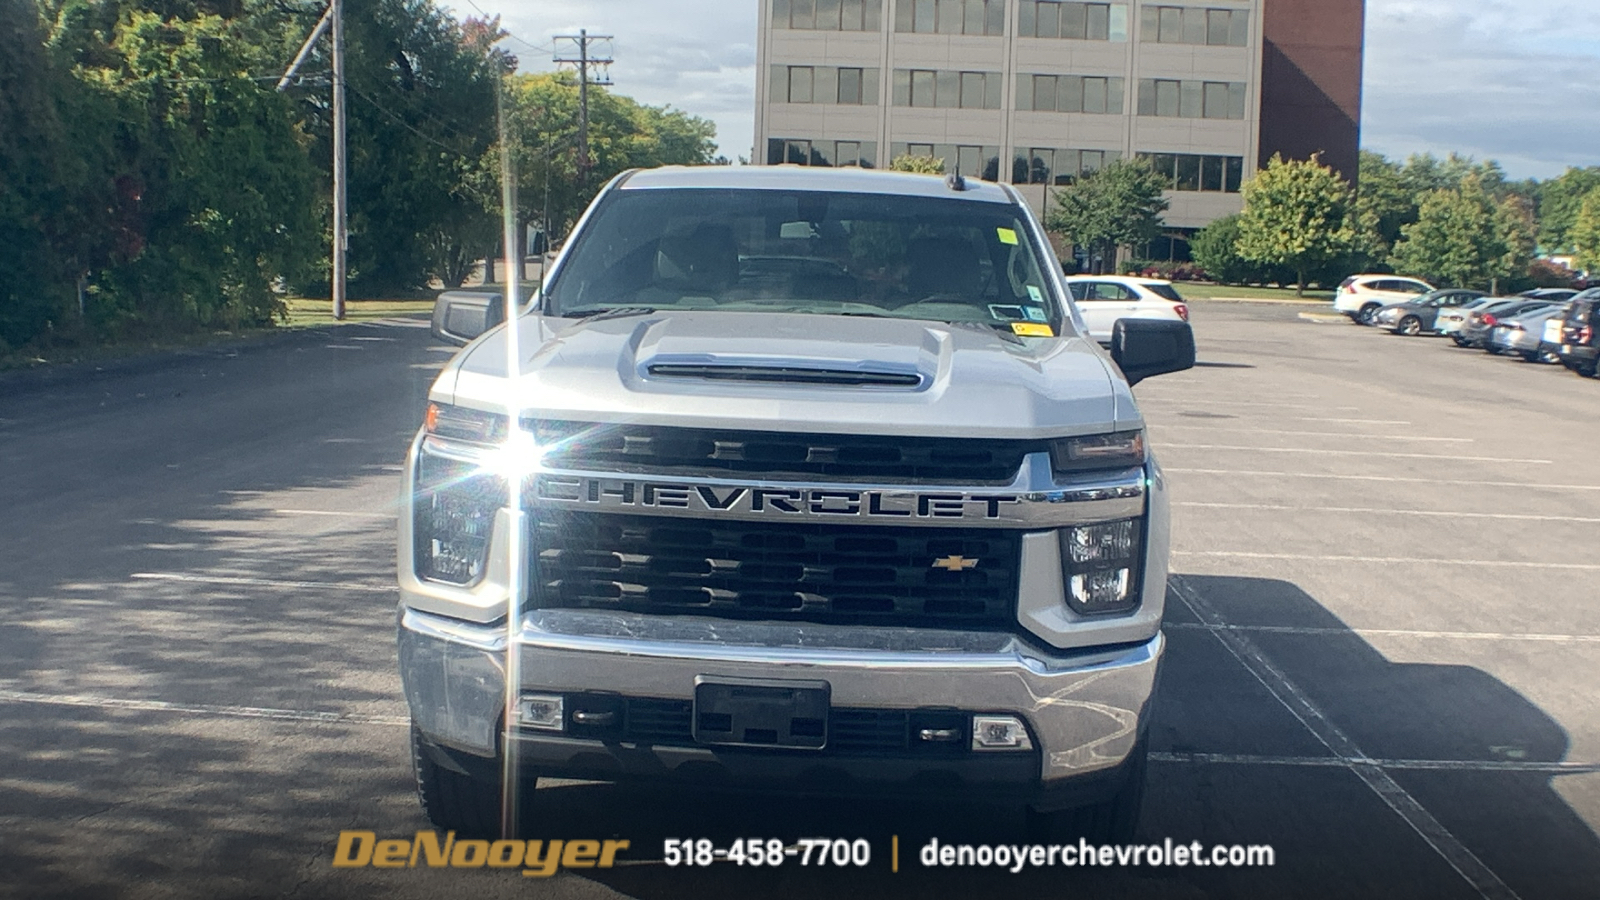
[1293,417,1412,425]
[130,572,395,592]
[1140,400,1362,410]
[1151,751,1600,774]
[1172,551,1600,570]
[1155,427,1472,443]
[1165,468,1600,490]
[272,508,397,519]
[0,687,409,726]
[1165,621,1600,644]
[1175,501,1600,524]
[1161,444,1550,464]
[1169,576,1520,900]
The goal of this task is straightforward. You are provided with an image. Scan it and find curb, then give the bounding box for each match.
[1189,296,1336,306]
[1298,312,1347,323]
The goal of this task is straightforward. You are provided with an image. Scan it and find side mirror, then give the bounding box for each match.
[1111,318,1196,386]
[431,290,505,346]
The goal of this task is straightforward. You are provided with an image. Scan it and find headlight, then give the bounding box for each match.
[1060,518,1143,615]
[425,402,510,443]
[1049,431,1145,473]
[413,448,505,585]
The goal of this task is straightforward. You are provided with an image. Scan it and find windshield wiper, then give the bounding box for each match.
[559,306,656,322]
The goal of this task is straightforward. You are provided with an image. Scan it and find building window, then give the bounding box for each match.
[1011,147,1122,185]
[1139,5,1248,46]
[773,66,880,105]
[1019,2,1125,40]
[892,69,1002,108]
[787,66,815,104]
[1137,152,1244,192]
[838,67,864,104]
[894,0,1005,35]
[891,143,1001,180]
[1019,73,1125,114]
[1136,79,1245,118]
[769,137,878,167]
[774,0,882,30]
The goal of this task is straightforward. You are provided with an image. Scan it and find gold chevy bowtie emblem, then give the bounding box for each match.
[931,555,979,571]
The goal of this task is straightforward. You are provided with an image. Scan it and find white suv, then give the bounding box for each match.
[1064,275,1191,344]
[1333,274,1434,324]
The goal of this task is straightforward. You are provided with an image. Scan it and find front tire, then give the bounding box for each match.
[412,726,505,838]
[1398,316,1422,336]
[1356,303,1381,325]
[1026,740,1147,843]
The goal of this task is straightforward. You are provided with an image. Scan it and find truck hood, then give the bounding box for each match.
[441,311,1139,439]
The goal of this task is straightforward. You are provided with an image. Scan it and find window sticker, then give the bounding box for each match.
[1026,285,1044,303]
[1011,322,1054,337]
[997,227,1019,245]
[1024,306,1047,322]
[989,304,1026,320]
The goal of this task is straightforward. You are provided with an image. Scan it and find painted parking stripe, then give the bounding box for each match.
[1170,576,1520,900]
[1172,551,1600,570]
[272,508,397,519]
[1165,621,1600,645]
[1293,417,1411,425]
[1175,501,1600,524]
[1154,427,1472,443]
[1161,444,1550,464]
[130,572,395,592]
[0,687,409,726]
[1140,400,1362,410]
[1164,468,1600,491]
[1151,751,1600,775]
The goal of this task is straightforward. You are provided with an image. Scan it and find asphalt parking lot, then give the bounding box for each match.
[0,302,1596,900]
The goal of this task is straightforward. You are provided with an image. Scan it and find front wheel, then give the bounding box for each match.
[412,726,507,838]
[1026,740,1147,843]
[1398,316,1422,336]
[1451,336,1470,348]
[1356,303,1381,325]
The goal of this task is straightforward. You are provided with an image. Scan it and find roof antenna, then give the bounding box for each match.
[945,171,967,191]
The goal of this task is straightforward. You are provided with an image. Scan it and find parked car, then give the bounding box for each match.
[1063,275,1190,344]
[1518,288,1578,302]
[1458,300,1557,350]
[1559,293,1598,377]
[1332,274,1434,324]
[1488,305,1570,362]
[1372,289,1486,335]
[1436,296,1505,338]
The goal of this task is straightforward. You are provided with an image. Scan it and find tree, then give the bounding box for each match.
[1388,174,1527,291]
[889,153,944,174]
[1570,187,1600,275]
[1539,167,1600,253]
[1044,158,1169,274]
[1190,215,1252,285]
[1354,150,1414,262]
[1235,153,1357,295]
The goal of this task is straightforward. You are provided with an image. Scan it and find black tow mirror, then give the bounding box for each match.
[1110,318,1196,386]
[431,290,505,346]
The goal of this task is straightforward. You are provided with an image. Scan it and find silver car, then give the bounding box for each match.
[1490,305,1571,362]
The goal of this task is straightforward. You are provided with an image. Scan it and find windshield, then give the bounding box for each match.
[544,188,1064,331]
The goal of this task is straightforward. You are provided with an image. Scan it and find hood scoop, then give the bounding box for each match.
[644,360,925,389]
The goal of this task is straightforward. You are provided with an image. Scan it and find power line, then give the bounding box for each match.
[457,0,555,54]
[552,30,613,176]
[346,84,482,157]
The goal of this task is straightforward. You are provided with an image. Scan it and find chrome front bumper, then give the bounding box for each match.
[399,606,1162,791]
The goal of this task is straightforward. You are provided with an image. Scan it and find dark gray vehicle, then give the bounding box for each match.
[1454,299,1556,349]
[1372,289,1486,335]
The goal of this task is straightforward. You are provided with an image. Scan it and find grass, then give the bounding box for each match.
[0,298,436,373]
[1175,283,1335,302]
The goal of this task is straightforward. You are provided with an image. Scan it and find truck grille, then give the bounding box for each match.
[530,511,1021,629]
[566,698,969,756]
[531,421,1037,483]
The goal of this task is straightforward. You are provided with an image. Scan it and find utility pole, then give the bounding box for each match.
[552,30,613,177]
[278,1,346,320]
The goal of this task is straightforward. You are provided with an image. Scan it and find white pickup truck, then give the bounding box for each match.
[399,166,1194,840]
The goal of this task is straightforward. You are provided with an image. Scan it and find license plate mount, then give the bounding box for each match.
[692,676,830,749]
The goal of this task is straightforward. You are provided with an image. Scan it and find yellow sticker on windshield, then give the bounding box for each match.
[1011,322,1054,337]
[997,227,1019,245]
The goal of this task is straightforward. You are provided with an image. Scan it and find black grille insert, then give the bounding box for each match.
[531,511,1021,628]
[529,421,1037,483]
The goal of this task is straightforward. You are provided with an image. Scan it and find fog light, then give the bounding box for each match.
[971,715,1032,751]
[518,693,564,731]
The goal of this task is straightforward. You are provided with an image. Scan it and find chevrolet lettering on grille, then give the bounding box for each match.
[535,476,1021,521]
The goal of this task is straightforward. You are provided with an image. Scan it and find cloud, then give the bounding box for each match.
[467,0,1600,176]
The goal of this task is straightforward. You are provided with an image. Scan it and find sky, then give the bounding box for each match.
[465,0,1600,180]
